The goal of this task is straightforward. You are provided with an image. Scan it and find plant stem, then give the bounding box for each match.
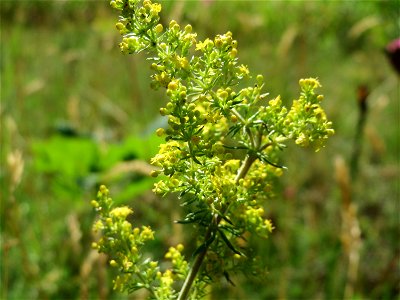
[177,216,216,300]
[234,154,257,184]
[177,154,257,300]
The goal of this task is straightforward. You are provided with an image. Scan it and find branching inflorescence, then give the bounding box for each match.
[91,0,334,299]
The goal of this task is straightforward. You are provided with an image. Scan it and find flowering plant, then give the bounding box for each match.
[91,0,334,299]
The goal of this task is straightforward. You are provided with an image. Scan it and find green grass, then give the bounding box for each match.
[1,1,399,299]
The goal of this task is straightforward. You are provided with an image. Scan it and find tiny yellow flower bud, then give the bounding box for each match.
[234,253,241,259]
[110,260,118,267]
[231,114,238,123]
[219,90,228,99]
[295,133,309,147]
[156,127,165,137]
[215,38,222,48]
[154,23,163,33]
[206,39,214,49]
[110,0,117,9]
[168,81,178,91]
[184,24,192,33]
[160,107,168,116]
[99,185,108,195]
[230,48,238,58]
[169,20,177,29]
[115,22,124,31]
[150,261,158,268]
[177,244,184,252]
[179,91,187,98]
[173,24,180,31]
[150,170,159,177]
[91,200,99,208]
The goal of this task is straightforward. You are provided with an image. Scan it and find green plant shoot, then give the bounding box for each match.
[91,0,334,299]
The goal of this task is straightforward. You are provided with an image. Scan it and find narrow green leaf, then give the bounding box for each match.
[192,232,216,258]
[258,152,285,169]
[218,228,242,256]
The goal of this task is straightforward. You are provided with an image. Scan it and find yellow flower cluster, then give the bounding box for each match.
[239,160,281,198]
[243,206,274,238]
[164,244,188,278]
[91,185,162,293]
[285,78,335,151]
[110,206,133,218]
[209,160,240,206]
[154,270,174,299]
[151,140,185,175]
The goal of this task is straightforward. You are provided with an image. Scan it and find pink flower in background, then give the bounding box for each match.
[385,38,400,74]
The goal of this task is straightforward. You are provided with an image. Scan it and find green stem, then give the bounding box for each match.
[177,215,217,300]
[177,154,257,300]
[234,154,257,184]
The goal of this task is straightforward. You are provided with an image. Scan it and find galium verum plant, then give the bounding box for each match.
[91,0,334,299]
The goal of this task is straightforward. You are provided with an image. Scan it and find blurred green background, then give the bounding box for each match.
[1,1,399,299]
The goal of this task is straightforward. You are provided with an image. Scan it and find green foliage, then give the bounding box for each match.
[91,0,333,298]
[31,134,160,203]
[33,136,98,178]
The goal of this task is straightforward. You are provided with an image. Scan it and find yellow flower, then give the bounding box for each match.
[295,132,309,147]
[110,260,118,267]
[110,206,133,218]
[167,80,178,91]
[269,96,282,107]
[238,64,250,76]
[150,3,162,17]
[156,127,165,137]
[184,24,192,33]
[90,200,99,208]
[264,219,275,232]
[154,23,163,33]
[299,78,321,90]
[195,38,212,51]
[113,274,129,291]
[161,269,174,286]
[141,226,155,240]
